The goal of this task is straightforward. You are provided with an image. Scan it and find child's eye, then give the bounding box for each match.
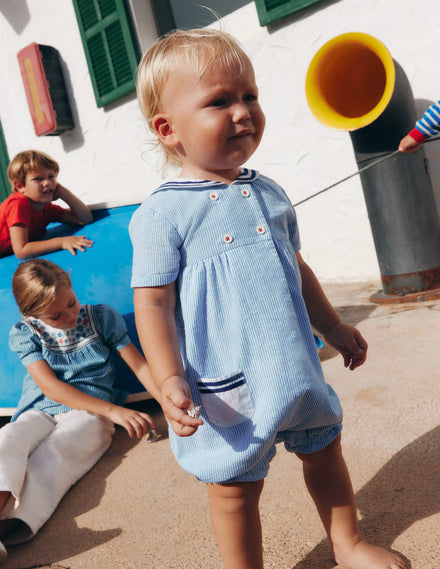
[210,98,227,107]
[244,94,257,102]
[49,314,61,321]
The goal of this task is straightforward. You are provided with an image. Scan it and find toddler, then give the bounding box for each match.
[0,259,159,563]
[0,150,93,258]
[130,29,407,569]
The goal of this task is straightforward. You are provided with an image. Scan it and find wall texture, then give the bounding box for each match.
[1,0,440,283]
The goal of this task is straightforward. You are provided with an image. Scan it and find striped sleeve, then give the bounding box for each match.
[129,202,182,288]
[414,100,440,138]
[9,321,45,367]
[93,304,131,351]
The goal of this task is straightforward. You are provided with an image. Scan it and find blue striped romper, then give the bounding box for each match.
[130,169,342,483]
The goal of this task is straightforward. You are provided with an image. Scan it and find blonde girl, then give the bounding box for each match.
[130,29,407,569]
[0,259,159,562]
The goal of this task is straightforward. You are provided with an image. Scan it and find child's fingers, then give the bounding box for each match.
[137,411,155,429]
[126,415,149,438]
[169,418,202,437]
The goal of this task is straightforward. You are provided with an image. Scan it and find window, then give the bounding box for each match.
[72,0,140,107]
[255,0,326,26]
[151,0,251,35]
[0,121,10,202]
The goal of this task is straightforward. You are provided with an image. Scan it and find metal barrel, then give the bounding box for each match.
[306,33,440,301]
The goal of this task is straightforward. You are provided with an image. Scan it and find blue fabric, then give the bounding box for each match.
[9,304,130,421]
[415,100,440,137]
[130,169,342,483]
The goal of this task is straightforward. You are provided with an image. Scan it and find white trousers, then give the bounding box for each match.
[0,409,114,545]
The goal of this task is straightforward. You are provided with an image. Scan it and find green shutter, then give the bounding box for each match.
[0,121,10,202]
[255,0,326,26]
[72,0,140,107]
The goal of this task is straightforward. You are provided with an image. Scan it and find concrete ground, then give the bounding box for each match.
[2,281,439,569]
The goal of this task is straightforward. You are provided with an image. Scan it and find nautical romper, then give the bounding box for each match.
[130,169,342,484]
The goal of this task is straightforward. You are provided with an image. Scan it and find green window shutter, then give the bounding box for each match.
[72,0,140,107]
[255,0,326,26]
[0,121,10,202]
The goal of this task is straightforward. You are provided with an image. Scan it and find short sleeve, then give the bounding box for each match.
[288,207,301,251]
[93,304,131,351]
[129,203,182,287]
[5,195,33,229]
[262,175,301,251]
[9,321,45,368]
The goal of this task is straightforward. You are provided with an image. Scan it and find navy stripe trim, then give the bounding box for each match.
[198,372,243,388]
[199,379,245,394]
[153,169,259,192]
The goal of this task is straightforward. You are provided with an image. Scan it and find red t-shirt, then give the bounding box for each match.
[0,192,66,257]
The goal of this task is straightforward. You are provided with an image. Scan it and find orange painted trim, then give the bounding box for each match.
[17,43,56,136]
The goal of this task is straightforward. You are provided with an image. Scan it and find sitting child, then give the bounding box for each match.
[0,258,160,563]
[0,150,94,259]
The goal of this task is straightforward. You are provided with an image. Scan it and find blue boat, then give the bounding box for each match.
[0,204,150,415]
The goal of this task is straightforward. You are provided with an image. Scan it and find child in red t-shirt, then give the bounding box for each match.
[0,150,94,259]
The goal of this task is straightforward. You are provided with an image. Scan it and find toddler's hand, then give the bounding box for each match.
[324,322,368,370]
[161,375,203,437]
[61,235,94,255]
[107,406,155,438]
[399,134,421,153]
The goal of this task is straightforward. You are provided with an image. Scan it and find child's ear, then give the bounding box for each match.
[152,114,180,148]
[14,181,25,193]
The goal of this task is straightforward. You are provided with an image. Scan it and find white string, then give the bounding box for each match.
[293,135,440,207]
[293,150,400,207]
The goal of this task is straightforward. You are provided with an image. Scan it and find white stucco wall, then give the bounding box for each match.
[1,0,440,283]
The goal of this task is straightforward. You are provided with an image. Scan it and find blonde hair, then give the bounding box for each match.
[8,150,59,192]
[136,28,252,168]
[12,259,71,316]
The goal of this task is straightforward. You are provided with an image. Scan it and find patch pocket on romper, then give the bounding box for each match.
[198,371,255,428]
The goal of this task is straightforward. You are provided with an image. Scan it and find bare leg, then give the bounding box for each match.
[206,480,264,569]
[296,434,407,569]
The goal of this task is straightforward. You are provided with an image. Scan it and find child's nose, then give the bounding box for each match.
[232,102,251,122]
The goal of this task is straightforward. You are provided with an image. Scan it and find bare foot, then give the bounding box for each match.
[334,540,408,569]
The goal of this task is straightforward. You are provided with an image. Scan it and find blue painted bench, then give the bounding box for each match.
[0,205,149,415]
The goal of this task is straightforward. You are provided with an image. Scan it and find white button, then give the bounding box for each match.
[241,188,251,198]
[209,192,219,201]
[223,233,233,244]
[256,225,265,235]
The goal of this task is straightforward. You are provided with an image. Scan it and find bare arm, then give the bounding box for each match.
[117,342,161,401]
[54,183,93,225]
[133,285,203,436]
[9,224,93,259]
[296,251,367,370]
[27,359,154,438]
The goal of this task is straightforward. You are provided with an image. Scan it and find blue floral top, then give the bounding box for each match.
[9,304,130,421]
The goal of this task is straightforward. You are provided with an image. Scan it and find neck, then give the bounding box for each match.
[21,194,45,211]
[179,166,242,185]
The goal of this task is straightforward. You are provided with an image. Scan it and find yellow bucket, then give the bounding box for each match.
[305,32,395,131]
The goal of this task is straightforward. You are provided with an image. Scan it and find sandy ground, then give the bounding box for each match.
[2,280,439,569]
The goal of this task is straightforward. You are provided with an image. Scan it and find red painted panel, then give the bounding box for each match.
[17,42,57,136]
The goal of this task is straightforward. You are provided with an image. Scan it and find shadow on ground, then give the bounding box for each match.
[291,426,440,568]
